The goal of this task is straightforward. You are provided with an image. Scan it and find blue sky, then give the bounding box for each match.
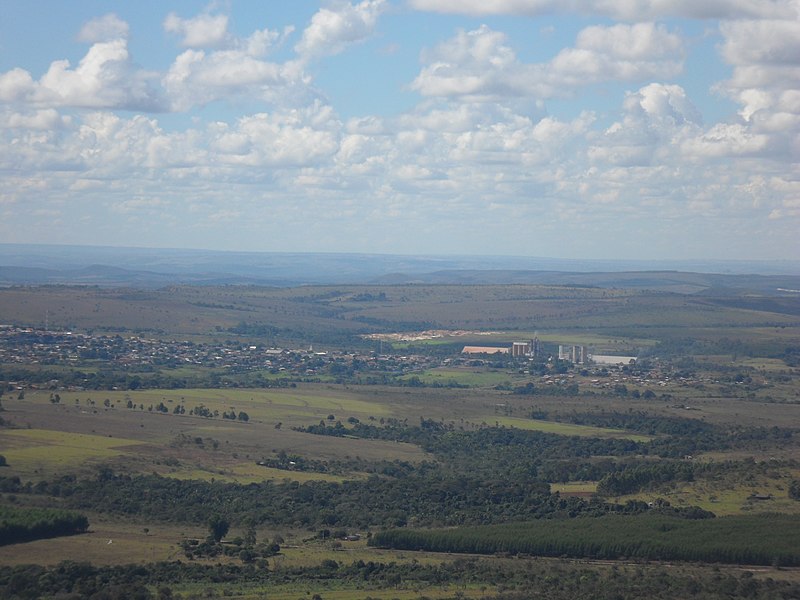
[0,1,798,261]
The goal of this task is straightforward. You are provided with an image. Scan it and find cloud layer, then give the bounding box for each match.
[0,1,797,259]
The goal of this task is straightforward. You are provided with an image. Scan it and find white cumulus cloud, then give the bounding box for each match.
[412,23,684,100]
[408,0,796,20]
[164,11,230,48]
[0,40,163,111]
[550,22,684,84]
[296,0,386,60]
[77,13,130,42]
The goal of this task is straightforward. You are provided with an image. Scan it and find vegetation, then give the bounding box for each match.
[371,513,800,566]
[0,280,797,597]
[4,556,800,600]
[0,472,648,529]
[0,505,89,545]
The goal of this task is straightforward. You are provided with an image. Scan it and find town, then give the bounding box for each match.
[0,324,757,401]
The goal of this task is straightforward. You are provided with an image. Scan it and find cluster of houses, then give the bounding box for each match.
[0,325,439,384]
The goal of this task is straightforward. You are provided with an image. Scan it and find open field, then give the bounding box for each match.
[0,429,140,480]
[0,390,430,482]
[3,375,800,485]
[615,466,800,517]
[490,416,652,441]
[20,387,393,423]
[550,481,598,495]
[400,367,524,388]
[0,512,196,566]
[0,387,650,484]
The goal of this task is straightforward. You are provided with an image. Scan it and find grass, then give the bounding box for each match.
[24,388,392,426]
[517,331,658,348]
[733,357,792,371]
[616,469,800,517]
[551,481,598,495]
[175,582,487,600]
[400,368,521,388]
[488,416,652,441]
[0,512,198,566]
[0,390,432,484]
[0,429,140,479]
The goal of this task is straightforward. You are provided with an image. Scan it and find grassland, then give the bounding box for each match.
[490,416,652,441]
[550,481,598,495]
[399,367,522,388]
[22,387,393,426]
[3,374,798,486]
[615,466,800,516]
[0,429,142,480]
[0,388,430,483]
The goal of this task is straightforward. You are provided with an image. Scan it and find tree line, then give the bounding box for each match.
[4,554,799,600]
[0,505,89,545]
[371,513,800,566]
[0,471,707,532]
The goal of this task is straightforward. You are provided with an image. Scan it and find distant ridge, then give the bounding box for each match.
[369,269,800,296]
[0,244,798,291]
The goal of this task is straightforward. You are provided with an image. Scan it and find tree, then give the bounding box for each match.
[244,523,257,547]
[208,515,229,543]
[790,480,800,501]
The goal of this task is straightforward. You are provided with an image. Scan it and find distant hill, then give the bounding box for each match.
[371,269,800,296]
[0,244,798,294]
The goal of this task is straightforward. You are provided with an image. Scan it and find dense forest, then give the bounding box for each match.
[0,505,89,545]
[371,513,800,566]
[0,472,701,531]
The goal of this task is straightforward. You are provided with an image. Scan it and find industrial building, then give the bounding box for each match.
[558,345,586,364]
[464,336,541,357]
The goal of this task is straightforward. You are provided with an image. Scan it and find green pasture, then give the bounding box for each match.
[618,469,800,517]
[400,368,520,388]
[2,389,432,482]
[551,481,598,495]
[515,331,658,348]
[0,429,140,479]
[25,387,391,425]
[488,416,652,441]
[732,357,792,371]
[0,514,202,566]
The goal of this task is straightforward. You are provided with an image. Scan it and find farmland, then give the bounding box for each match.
[0,279,799,598]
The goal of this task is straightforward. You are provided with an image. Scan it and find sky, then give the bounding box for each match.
[0,1,798,261]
